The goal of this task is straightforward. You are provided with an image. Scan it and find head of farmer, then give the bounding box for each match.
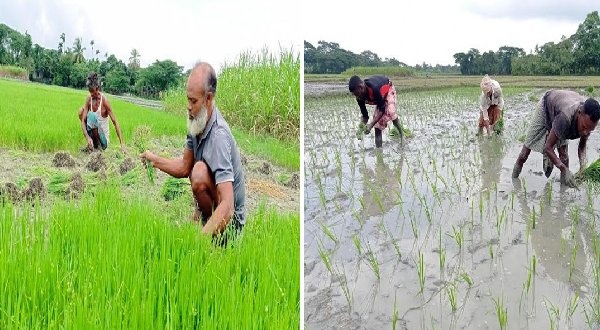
[140,62,246,238]
[349,75,404,148]
[512,90,600,187]
[78,72,127,154]
[478,74,504,138]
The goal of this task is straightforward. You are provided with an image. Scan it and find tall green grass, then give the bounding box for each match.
[164,48,300,141]
[0,183,299,329]
[0,65,28,80]
[341,66,415,77]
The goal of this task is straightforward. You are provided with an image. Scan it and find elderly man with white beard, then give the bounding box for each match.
[140,62,246,238]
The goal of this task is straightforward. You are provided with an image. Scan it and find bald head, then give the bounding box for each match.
[188,62,217,98]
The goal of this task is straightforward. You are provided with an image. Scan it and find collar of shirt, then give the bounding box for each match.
[199,106,219,142]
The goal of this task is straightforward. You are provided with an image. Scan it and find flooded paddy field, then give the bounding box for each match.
[304,84,600,330]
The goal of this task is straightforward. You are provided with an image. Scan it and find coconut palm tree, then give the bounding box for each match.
[73,37,86,63]
[129,48,140,72]
[90,40,94,59]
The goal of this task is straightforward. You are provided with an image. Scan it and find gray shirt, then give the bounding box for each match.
[543,90,584,140]
[185,107,246,226]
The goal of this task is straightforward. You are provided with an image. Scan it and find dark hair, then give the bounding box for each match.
[206,68,217,95]
[584,98,600,122]
[87,72,99,89]
[348,75,362,92]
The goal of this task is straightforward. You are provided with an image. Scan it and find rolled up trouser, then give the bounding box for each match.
[86,111,108,150]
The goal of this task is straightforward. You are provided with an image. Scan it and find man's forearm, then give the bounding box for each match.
[370,110,385,127]
[203,201,234,236]
[81,120,91,140]
[544,147,566,170]
[151,156,189,178]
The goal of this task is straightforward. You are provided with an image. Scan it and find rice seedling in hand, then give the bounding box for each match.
[134,125,154,185]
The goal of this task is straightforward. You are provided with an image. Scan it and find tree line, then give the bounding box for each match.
[304,40,459,75]
[454,11,600,76]
[0,23,183,98]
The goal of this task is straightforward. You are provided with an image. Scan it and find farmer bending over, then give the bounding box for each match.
[478,74,504,138]
[349,75,404,148]
[140,62,246,237]
[78,72,127,154]
[512,90,600,187]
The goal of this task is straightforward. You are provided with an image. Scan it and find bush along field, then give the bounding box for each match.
[304,83,600,330]
[0,49,300,329]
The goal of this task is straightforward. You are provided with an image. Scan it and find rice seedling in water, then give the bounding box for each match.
[352,208,363,226]
[544,298,560,330]
[336,265,353,311]
[447,225,463,250]
[491,295,508,330]
[352,234,362,255]
[387,225,402,260]
[439,227,446,272]
[392,292,399,330]
[489,241,494,260]
[317,240,333,275]
[446,281,458,312]
[416,249,425,294]
[410,212,419,239]
[522,178,527,199]
[567,287,580,321]
[570,242,578,281]
[461,269,472,287]
[319,221,338,243]
[366,242,380,280]
[532,206,536,229]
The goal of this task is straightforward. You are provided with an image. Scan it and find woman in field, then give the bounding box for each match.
[478,75,504,138]
[349,75,404,148]
[78,72,127,154]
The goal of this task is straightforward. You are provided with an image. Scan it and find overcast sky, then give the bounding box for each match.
[304,0,597,66]
[1,0,300,71]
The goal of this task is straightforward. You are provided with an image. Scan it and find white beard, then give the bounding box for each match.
[187,105,208,137]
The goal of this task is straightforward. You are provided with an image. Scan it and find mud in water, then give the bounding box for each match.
[304,85,600,330]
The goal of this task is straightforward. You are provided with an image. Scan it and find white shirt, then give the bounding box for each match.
[479,80,504,121]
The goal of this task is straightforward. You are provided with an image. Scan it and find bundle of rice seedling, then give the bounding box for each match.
[356,122,366,140]
[161,176,189,201]
[494,108,505,134]
[134,125,154,185]
[390,126,413,138]
[575,157,600,183]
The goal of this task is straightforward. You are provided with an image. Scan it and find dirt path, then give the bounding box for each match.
[111,95,164,110]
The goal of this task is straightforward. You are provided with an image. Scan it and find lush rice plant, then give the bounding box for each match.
[0,183,299,329]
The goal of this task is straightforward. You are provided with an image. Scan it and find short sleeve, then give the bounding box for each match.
[207,130,234,185]
[185,134,193,150]
[552,113,568,140]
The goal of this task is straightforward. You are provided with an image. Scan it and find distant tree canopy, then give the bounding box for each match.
[454,11,600,76]
[304,40,458,74]
[0,23,183,98]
